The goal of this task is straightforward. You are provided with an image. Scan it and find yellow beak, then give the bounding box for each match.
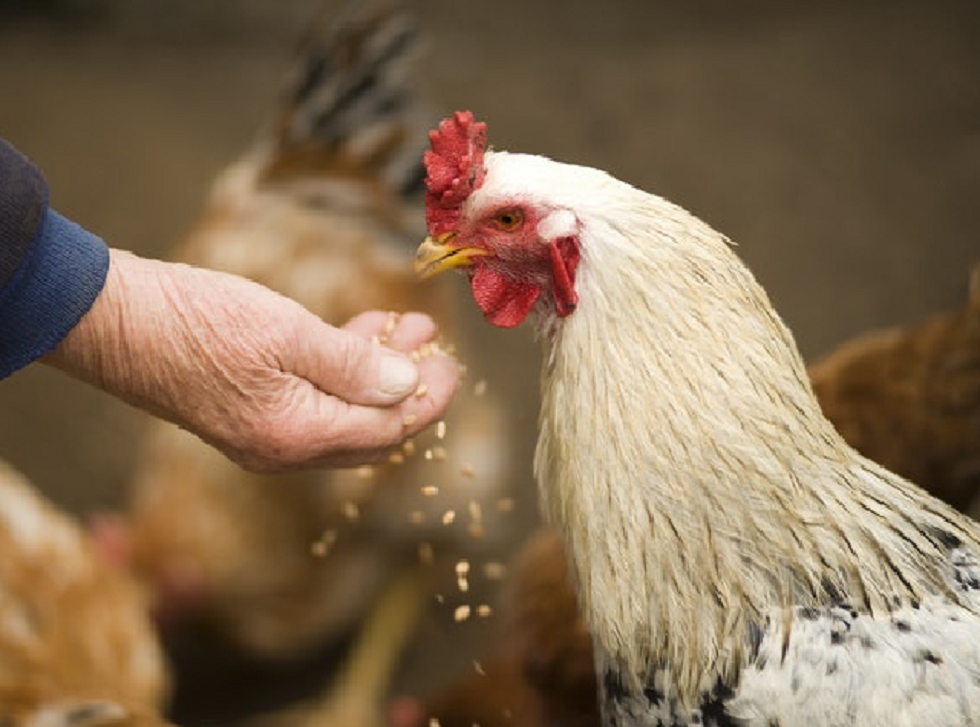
[415,232,490,279]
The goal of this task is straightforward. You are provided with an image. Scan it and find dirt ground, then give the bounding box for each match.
[0,0,977,724]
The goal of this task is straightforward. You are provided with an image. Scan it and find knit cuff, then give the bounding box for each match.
[0,209,110,379]
[0,138,49,290]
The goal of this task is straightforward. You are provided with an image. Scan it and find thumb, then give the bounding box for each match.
[291,318,420,407]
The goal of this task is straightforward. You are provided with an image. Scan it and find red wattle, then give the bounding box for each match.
[549,237,580,317]
[470,267,540,328]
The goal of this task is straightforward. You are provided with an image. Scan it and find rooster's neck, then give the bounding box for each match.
[531,195,976,706]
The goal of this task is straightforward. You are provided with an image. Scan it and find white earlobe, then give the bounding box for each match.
[538,209,578,242]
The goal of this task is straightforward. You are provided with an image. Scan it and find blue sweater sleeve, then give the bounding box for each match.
[0,139,110,379]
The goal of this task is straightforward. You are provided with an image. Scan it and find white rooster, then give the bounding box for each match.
[415,111,980,726]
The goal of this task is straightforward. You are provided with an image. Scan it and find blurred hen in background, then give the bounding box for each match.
[0,461,172,727]
[810,266,980,515]
[89,0,515,711]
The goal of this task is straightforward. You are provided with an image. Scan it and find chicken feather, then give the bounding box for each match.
[0,461,171,727]
[416,114,980,725]
[422,269,980,727]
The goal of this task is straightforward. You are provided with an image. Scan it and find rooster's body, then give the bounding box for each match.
[416,112,980,725]
[422,270,980,727]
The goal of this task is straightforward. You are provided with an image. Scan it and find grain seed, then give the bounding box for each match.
[454,605,471,622]
[483,562,507,580]
[496,498,515,512]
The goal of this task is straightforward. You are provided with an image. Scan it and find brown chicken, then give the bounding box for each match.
[0,460,172,727]
[809,266,980,514]
[103,4,513,717]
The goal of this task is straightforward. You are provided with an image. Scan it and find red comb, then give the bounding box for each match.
[424,111,487,236]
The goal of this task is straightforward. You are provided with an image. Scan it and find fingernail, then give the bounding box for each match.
[379,352,419,396]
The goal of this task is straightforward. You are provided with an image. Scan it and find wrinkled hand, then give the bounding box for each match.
[43,249,460,472]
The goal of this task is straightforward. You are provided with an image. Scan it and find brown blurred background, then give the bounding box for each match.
[0,0,977,722]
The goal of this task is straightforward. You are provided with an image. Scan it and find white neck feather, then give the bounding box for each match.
[530,188,979,703]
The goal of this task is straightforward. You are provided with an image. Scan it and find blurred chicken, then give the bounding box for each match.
[0,460,172,727]
[110,0,511,686]
[251,568,429,727]
[809,266,980,514]
[418,267,980,727]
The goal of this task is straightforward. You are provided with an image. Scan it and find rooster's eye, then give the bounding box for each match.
[494,209,524,231]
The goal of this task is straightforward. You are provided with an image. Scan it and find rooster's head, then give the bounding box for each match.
[415,111,583,329]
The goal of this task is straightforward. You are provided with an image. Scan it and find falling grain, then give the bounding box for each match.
[496,498,515,512]
[456,561,470,592]
[418,542,434,565]
[408,510,425,525]
[454,605,471,622]
[421,485,439,497]
[342,501,359,521]
[389,451,405,465]
[476,604,493,618]
[483,562,507,580]
[403,439,416,456]
[415,383,429,398]
[442,510,456,525]
[460,463,475,478]
[310,530,337,558]
[473,379,488,396]
[356,466,374,479]
[436,420,447,439]
[403,413,417,427]
[473,661,486,676]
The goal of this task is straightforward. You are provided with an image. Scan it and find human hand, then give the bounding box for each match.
[43,250,460,472]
